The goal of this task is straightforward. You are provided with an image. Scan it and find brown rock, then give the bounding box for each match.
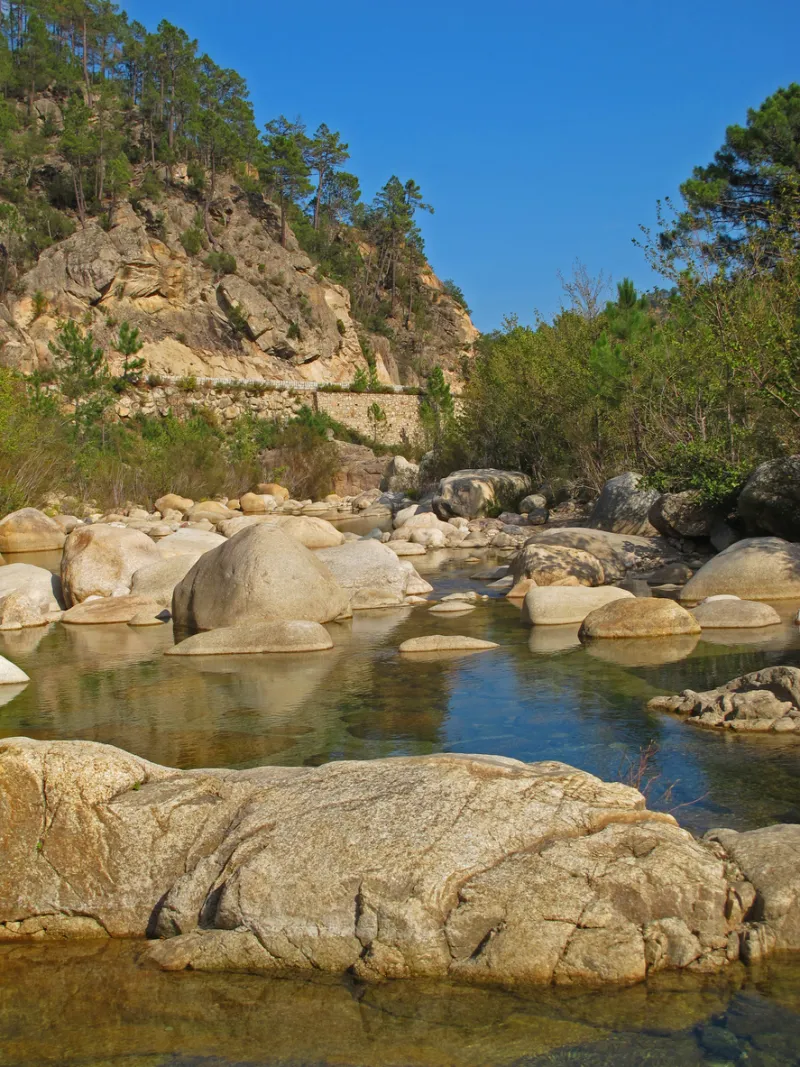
[61,525,160,605]
[579,598,701,640]
[62,595,162,625]
[0,508,66,554]
[166,620,333,655]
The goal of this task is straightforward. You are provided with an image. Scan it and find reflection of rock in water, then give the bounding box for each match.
[0,623,53,658]
[698,624,800,650]
[1,549,63,574]
[2,939,778,1067]
[62,621,174,671]
[528,626,582,656]
[585,635,699,668]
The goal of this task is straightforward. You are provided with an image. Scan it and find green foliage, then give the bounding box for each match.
[645,442,752,507]
[177,374,198,391]
[286,320,301,341]
[205,250,237,275]
[336,318,347,336]
[31,289,46,320]
[115,322,145,387]
[226,303,249,335]
[351,365,369,393]
[180,226,206,255]
[48,320,112,441]
[442,279,471,313]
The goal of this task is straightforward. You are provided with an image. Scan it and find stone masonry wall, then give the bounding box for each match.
[114,380,425,445]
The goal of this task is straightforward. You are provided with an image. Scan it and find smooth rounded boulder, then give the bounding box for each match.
[61,525,160,605]
[0,592,48,630]
[587,473,660,536]
[240,492,277,515]
[0,563,63,615]
[155,494,194,516]
[432,469,531,520]
[680,538,800,602]
[130,554,203,608]
[154,529,226,559]
[648,492,713,539]
[522,586,634,626]
[692,599,782,629]
[511,543,604,587]
[579,598,701,641]
[522,527,670,583]
[316,539,419,608]
[737,455,800,540]
[171,524,350,632]
[186,501,234,525]
[0,508,66,554]
[0,655,29,684]
[167,620,334,655]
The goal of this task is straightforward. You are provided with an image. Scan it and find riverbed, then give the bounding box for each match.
[1,553,800,1064]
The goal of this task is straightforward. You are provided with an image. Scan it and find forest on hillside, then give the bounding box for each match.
[0,0,464,336]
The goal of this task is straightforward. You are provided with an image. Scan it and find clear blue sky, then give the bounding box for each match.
[127,0,799,330]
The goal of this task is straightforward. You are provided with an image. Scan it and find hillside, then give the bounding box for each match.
[0,4,477,391]
[0,152,476,387]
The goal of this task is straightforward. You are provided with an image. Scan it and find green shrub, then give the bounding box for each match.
[287,321,301,341]
[180,227,206,256]
[205,251,237,276]
[177,374,198,391]
[336,318,347,336]
[226,303,249,336]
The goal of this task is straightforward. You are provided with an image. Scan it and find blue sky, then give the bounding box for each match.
[128,0,799,330]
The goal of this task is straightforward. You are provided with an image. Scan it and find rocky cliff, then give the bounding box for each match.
[0,131,478,388]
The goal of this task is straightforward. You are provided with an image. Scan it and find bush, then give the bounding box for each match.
[205,251,237,276]
[180,227,206,256]
[226,303,249,336]
[177,374,198,391]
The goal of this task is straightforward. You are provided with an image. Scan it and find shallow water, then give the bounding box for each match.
[2,554,800,1064]
[2,555,800,831]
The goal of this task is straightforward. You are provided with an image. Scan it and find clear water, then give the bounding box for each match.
[2,552,800,1064]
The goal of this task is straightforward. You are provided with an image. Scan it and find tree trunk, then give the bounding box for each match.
[82,18,92,106]
[313,167,325,231]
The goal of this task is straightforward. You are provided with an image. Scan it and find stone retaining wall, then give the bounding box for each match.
[114,380,425,444]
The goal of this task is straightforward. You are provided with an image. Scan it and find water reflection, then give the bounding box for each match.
[0,941,799,1067]
[1,571,799,832]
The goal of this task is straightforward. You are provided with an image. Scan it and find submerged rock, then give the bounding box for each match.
[648,666,800,734]
[167,620,334,655]
[399,635,498,652]
[62,595,162,625]
[0,737,780,985]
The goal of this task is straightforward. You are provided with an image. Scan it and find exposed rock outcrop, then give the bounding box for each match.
[2,737,791,985]
[736,455,800,541]
[587,473,660,536]
[648,666,800,734]
[433,470,531,520]
[680,537,800,602]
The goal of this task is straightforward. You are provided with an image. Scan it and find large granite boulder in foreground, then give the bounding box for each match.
[0,736,795,985]
[171,524,349,632]
[680,537,800,602]
[433,469,531,520]
[587,473,660,536]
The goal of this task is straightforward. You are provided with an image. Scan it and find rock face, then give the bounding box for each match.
[0,508,66,553]
[737,456,800,541]
[648,666,800,734]
[433,470,532,520]
[61,525,160,605]
[587,473,660,536]
[316,540,421,608]
[579,598,701,641]
[680,538,800,602]
[167,620,333,655]
[0,737,772,985]
[705,824,800,959]
[171,524,349,632]
[521,587,634,626]
[130,554,203,608]
[691,599,781,629]
[648,492,713,540]
[511,544,605,587]
[381,455,420,494]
